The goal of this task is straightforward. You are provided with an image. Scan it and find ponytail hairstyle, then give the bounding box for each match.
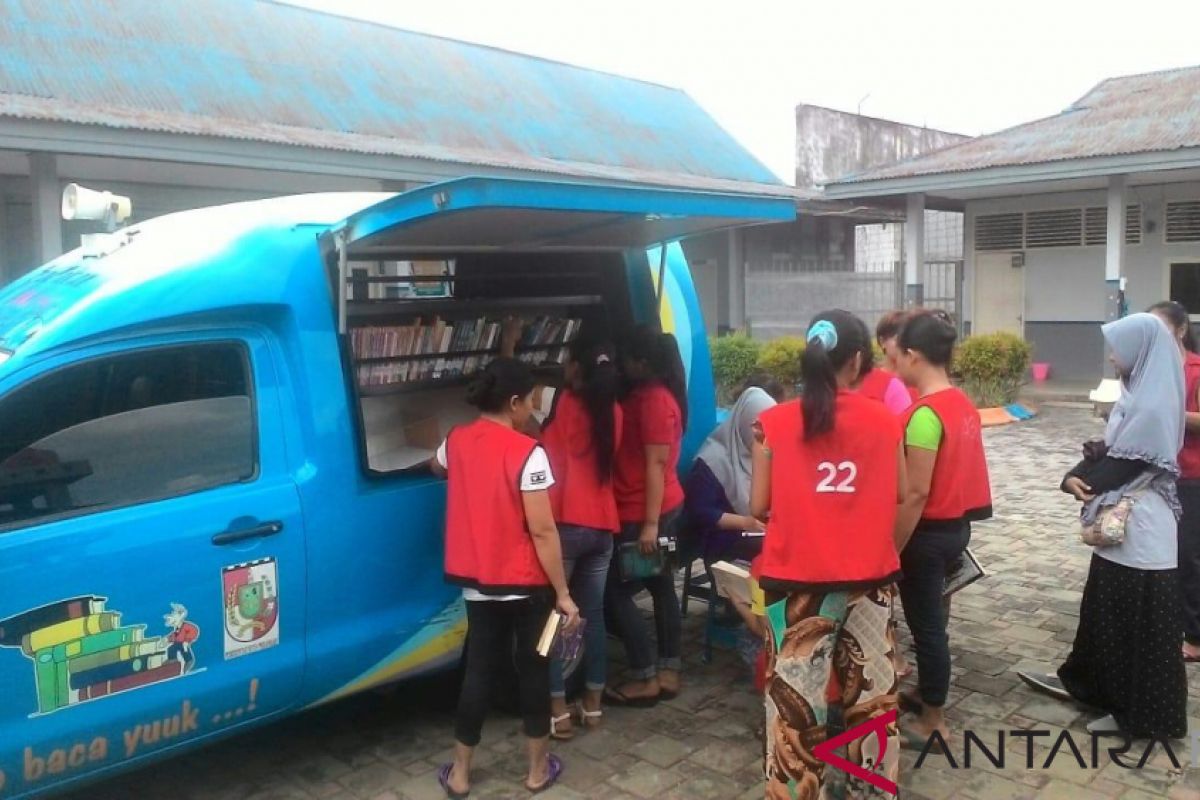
[1148,300,1198,353]
[801,310,871,439]
[897,310,957,368]
[569,337,619,480]
[465,357,535,413]
[624,326,689,431]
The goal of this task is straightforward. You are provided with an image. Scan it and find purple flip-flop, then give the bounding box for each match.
[437,762,469,800]
[527,753,564,795]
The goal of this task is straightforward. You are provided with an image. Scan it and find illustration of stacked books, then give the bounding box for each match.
[0,595,178,714]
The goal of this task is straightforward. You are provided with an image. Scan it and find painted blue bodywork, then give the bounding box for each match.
[0,177,793,798]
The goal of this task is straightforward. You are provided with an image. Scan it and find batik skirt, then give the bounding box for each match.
[764,585,899,800]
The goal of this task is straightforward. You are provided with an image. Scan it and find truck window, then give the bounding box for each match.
[0,343,255,528]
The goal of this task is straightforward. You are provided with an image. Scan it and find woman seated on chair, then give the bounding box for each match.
[683,385,777,565]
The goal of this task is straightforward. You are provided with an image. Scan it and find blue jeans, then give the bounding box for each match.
[549,525,614,698]
[605,509,683,681]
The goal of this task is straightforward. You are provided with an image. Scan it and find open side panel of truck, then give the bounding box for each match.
[319,176,794,477]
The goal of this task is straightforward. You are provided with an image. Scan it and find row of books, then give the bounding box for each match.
[357,348,569,388]
[352,316,582,387]
[0,596,177,713]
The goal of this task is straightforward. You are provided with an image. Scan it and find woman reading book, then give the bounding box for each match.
[683,385,776,564]
[751,310,907,796]
[603,326,688,707]
[430,357,580,798]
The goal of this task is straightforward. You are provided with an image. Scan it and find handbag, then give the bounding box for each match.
[1079,490,1145,547]
[616,539,676,581]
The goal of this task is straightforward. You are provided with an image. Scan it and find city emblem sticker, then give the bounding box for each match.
[222,557,280,659]
[0,595,200,716]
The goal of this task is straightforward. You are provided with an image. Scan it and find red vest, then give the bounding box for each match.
[905,388,993,522]
[857,368,895,404]
[1180,352,1200,480]
[758,393,902,591]
[614,383,685,522]
[443,419,550,594]
[542,390,623,532]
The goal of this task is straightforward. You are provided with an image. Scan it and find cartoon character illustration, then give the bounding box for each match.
[164,603,200,671]
[0,596,200,716]
[222,557,280,659]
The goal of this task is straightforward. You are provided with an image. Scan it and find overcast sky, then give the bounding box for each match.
[292,0,1200,183]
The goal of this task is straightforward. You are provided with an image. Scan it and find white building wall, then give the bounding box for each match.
[963,181,1200,379]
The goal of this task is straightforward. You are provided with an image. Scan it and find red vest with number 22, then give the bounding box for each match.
[759,393,902,591]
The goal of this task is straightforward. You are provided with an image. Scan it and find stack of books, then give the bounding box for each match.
[352,316,582,388]
[0,596,175,714]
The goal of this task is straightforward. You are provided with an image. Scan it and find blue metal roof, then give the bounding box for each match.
[0,0,783,194]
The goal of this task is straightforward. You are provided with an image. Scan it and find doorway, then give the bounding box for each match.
[973,252,1025,336]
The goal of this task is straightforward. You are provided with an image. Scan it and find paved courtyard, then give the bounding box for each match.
[68,407,1200,800]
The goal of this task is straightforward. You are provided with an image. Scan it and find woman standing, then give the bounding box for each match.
[1148,301,1200,662]
[1020,313,1187,737]
[604,327,688,707]
[857,310,914,414]
[752,310,906,798]
[432,358,579,797]
[683,385,777,565]
[893,311,992,742]
[538,338,623,738]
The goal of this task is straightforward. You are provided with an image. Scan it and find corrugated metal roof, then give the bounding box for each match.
[831,65,1200,185]
[0,0,784,194]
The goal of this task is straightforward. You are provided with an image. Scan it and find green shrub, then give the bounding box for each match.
[955,332,1033,407]
[757,336,807,391]
[710,334,761,403]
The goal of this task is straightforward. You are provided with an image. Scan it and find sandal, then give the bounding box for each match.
[526,753,564,794]
[603,685,659,708]
[577,702,603,729]
[437,763,470,800]
[550,712,574,741]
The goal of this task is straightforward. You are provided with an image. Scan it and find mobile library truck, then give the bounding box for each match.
[0,176,792,797]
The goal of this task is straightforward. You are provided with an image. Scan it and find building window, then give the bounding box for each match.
[1025,208,1083,248]
[1166,201,1200,243]
[0,343,256,528]
[1169,263,1200,316]
[1125,205,1142,245]
[974,213,1023,251]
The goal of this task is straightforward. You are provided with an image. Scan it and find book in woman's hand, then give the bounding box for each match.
[536,611,585,662]
[944,548,986,597]
[710,560,753,606]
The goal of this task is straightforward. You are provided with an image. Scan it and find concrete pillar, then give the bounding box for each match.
[0,185,8,285]
[904,193,925,306]
[28,153,62,265]
[1105,174,1127,320]
[727,228,746,332]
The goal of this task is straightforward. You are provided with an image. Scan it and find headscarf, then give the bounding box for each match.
[1102,313,1185,473]
[696,387,776,516]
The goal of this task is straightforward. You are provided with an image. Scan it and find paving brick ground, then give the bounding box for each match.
[67,407,1200,799]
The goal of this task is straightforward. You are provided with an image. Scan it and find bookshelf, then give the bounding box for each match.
[346,293,604,396]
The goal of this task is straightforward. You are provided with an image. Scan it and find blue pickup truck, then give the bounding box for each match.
[0,176,792,797]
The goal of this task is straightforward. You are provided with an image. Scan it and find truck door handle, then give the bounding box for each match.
[212,521,283,546]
